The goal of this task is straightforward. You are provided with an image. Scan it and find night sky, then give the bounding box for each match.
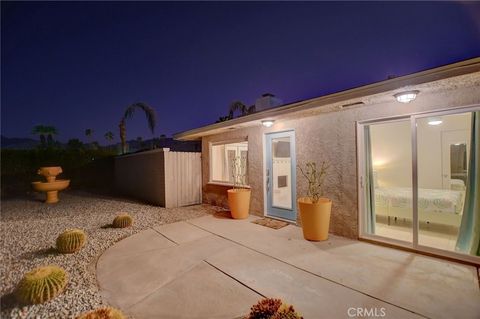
[2,2,480,143]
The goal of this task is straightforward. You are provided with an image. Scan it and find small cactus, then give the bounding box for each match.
[16,265,68,304]
[76,307,126,319]
[56,229,87,253]
[112,214,133,228]
[247,298,282,319]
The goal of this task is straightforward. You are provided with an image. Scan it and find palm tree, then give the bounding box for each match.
[228,101,247,118]
[104,131,114,144]
[228,100,256,119]
[44,126,58,146]
[32,125,58,147]
[119,102,156,154]
[85,128,93,141]
[32,125,48,147]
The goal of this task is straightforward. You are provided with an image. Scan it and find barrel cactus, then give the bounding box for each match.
[112,214,133,228]
[16,265,68,304]
[76,307,125,319]
[56,229,87,253]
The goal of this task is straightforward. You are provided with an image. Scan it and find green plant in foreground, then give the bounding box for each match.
[56,229,87,253]
[298,161,330,203]
[113,214,133,228]
[76,307,126,319]
[16,265,68,304]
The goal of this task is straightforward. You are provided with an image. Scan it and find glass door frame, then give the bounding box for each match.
[357,104,480,264]
[264,129,297,223]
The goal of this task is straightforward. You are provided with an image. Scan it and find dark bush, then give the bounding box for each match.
[1,148,117,198]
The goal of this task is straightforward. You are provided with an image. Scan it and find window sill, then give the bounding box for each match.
[207,181,251,189]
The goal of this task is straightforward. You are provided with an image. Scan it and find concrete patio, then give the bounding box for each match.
[97,213,480,319]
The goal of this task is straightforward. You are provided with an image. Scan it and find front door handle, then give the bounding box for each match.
[266,169,270,193]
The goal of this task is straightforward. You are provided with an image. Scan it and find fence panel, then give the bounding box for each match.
[165,149,202,207]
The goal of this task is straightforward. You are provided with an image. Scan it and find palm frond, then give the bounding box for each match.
[32,125,57,135]
[229,101,247,117]
[44,125,58,135]
[123,102,157,133]
[31,125,46,135]
[104,131,114,140]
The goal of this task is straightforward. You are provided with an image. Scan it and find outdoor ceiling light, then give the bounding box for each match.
[261,120,275,127]
[428,117,443,126]
[394,90,419,103]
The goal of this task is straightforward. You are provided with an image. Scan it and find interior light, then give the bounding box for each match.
[261,120,275,127]
[428,117,443,126]
[394,90,419,103]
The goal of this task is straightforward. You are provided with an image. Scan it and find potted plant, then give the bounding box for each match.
[298,161,332,241]
[227,155,251,219]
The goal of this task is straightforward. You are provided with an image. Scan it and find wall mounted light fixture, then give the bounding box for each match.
[394,90,419,103]
[261,120,275,127]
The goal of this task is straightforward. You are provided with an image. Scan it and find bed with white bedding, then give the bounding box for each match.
[374,187,465,226]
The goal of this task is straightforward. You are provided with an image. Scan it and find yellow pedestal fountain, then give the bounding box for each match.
[32,167,70,204]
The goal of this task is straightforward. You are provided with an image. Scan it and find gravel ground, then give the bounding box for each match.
[1,191,215,319]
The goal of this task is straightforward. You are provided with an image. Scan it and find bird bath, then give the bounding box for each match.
[32,166,70,204]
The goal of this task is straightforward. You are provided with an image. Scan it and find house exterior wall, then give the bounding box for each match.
[202,83,480,239]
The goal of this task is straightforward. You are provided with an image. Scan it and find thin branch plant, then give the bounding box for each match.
[298,161,330,203]
[231,155,248,190]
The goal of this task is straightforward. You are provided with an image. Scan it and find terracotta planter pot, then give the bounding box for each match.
[298,197,332,241]
[227,188,251,219]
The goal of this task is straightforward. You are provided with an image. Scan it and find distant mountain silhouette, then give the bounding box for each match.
[1,135,39,149]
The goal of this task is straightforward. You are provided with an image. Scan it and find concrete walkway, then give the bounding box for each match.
[97,214,480,319]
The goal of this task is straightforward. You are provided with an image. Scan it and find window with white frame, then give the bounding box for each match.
[210,140,248,185]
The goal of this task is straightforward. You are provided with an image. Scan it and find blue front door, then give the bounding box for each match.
[265,130,297,221]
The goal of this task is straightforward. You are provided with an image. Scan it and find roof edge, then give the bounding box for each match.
[174,57,480,141]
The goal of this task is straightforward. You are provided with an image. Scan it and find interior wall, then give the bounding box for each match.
[370,121,412,188]
[417,113,471,189]
[201,80,480,239]
[368,113,471,190]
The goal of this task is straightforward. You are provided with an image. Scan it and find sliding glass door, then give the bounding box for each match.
[358,106,480,262]
[363,119,413,244]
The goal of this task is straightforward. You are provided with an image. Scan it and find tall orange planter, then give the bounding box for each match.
[227,189,251,219]
[298,197,332,241]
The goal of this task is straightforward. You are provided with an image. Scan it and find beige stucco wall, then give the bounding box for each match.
[202,82,480,239]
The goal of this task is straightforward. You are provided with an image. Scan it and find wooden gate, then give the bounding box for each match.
[114,148,202,208]
[164,150,202,207]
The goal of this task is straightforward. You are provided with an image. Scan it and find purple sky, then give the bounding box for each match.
[2,2,480,143]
